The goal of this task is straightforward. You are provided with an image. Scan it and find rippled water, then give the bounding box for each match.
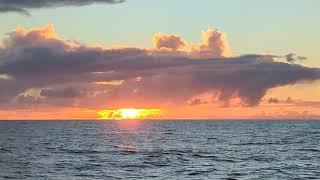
[1,120,320,179]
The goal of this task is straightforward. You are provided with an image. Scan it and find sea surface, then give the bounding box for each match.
[0,120,320,179]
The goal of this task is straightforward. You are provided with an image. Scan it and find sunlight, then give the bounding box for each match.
[121,109,139,119]
[98,108,162,120]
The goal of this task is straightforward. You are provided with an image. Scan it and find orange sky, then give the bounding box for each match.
[1,83,320,120]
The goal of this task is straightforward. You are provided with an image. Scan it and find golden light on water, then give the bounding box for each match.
[98,108,162,120]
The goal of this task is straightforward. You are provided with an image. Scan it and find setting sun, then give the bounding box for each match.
[121,109,139,119]
[97,108,162,120]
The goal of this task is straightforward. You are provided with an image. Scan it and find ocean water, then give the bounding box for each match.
[0,120,320,179]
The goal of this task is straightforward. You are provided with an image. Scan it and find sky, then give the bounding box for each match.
[0,0,320,119]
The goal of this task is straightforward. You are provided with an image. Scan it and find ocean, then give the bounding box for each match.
[0,120,319,179]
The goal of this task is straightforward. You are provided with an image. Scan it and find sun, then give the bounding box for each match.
[98,108,162,120]
[120,109,139,119]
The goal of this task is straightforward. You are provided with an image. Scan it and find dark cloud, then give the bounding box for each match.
[0,0,124,15]
[1,25,320,109]
[0,6,29,15]
[267,97,320,108]
[285,53,307,64]
[40,87,82,98]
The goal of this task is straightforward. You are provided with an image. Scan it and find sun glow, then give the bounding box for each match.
[98,108,162,120]
[121,109,139,119]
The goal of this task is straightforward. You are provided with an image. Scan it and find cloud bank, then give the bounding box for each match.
[0,0,124,15]
[1,25,320,110]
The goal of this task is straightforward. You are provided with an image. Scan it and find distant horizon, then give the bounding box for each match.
[1,118,319,121]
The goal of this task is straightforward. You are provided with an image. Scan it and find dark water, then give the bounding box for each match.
[0,120,320,179]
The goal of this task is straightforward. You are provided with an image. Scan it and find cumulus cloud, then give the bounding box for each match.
[153,33,187,51]
[152,28,233,58]
[1,25,320,110]
[0,0,124,15]
[191,28,233,58]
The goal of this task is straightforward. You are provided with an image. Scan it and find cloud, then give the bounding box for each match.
[153,33,187,51]
[0,6,29,15]
[0,0,124,15]
[1,25,320,110]
[152,28,233,58]
[285,53,307,64]
[268,97,280,104]
[191,28,233,58]
[40,87,82,98]
[267,97,320,108]
[188,98,208,106]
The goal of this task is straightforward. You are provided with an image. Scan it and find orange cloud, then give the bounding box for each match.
[191,28,233,58]
[4,24,80,51]
[13,24,56,39]
[153,33,187,51]
[152,28,234,58]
